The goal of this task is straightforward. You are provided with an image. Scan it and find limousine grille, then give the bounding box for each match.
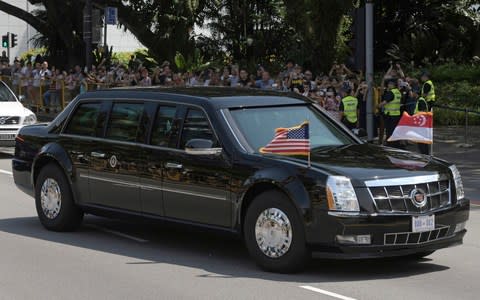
[0,116,20,125]
[368,180,451,213]
[384,225,451,245]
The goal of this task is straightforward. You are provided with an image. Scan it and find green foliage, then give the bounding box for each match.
[19,48,47,63]
[174,50,210,73]
[415,63,480,125]
[434,108,480,126]
[111,51,133,67]
[132,49,159,71]
[334,15,353,64]
[376,0,480,67]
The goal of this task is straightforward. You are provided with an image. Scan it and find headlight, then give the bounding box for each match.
[449,165,465,201]
[326,176,359,212]
[23,114,37,125]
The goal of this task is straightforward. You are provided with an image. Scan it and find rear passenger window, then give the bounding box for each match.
[64,103,101,136]
[151,106,177,147]
[106,103,144,142]
[180,108,217,148]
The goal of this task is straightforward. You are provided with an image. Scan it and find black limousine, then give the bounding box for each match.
[12,87,469,272]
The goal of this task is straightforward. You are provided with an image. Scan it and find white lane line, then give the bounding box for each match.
[86,224,149,243]
[0,169,13,176]
[299,286,357,300]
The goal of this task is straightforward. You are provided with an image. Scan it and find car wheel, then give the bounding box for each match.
[243,190,309,273]
[35,163,83,231]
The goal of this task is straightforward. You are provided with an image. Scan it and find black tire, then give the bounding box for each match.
[35,163,83,231]
[243,190,309,273]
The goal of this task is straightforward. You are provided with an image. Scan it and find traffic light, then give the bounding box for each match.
[10,33,17,48]
[1,35,8,48]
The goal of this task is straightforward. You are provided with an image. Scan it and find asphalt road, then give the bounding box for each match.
[0,152,479,300]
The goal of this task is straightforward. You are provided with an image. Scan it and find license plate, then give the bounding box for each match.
[412,215,435,232]
[0,134,16,141]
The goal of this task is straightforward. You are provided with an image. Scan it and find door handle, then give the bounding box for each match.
[91,151,106,158]
[165,162,183,169]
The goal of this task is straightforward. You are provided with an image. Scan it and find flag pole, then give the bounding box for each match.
[308,149,311,168]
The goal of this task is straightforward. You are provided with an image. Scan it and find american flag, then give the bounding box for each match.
[259,122,310,156]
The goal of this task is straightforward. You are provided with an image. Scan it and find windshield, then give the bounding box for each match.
[0,82,17,102]
[229,104,355,153]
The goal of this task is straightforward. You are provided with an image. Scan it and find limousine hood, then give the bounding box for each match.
[307,144,449,186]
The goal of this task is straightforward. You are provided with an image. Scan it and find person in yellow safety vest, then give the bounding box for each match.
[420,70,435,111]
[411,85,430,155]
[339,85,359,130]
[379,79,402,147]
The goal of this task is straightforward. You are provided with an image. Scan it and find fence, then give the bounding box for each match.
[433,105,480,146]
[0,75,116,114]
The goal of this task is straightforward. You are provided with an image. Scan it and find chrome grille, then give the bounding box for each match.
[384,225,451,245]
[368,180,451,213]
[0,116,20,125]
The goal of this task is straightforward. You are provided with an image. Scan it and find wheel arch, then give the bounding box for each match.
[32,143,74,189]
[236,169,312,233]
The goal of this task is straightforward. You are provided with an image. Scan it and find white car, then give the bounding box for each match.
[0,81,36,147]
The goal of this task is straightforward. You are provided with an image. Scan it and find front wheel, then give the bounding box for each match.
[243,190,309,273]
[35,163,83,231]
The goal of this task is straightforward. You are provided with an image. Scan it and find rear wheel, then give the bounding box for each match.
[243,190,309,273]
[35,163,83,231]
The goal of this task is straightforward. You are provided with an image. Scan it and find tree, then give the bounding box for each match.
[373,0,480,67]
[0,0,85,67]
[284,0,356,72]
[0,0,203,67]
[103,0,203,64]
[197,0,297,71]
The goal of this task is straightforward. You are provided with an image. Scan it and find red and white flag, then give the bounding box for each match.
[388,112,433,144]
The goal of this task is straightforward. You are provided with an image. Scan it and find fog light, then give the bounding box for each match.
[336,234,372,245]
[454,221,466,233]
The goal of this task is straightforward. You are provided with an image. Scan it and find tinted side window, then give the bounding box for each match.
[151,106,177,147]
[106,103,144,142]
[64,103,101,136]
[180,108,217,148]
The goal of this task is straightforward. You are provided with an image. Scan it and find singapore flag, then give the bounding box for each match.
[388,112,433,144]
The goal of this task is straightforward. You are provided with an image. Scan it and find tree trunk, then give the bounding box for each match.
[0,0,48,34]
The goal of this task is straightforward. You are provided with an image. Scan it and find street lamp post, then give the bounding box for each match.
[365,0,374,141]
[84,0,93,71]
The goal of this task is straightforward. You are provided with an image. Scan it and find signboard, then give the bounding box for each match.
[105,7,118,25]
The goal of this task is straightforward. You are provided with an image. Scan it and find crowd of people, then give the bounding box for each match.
[0,55,435,152]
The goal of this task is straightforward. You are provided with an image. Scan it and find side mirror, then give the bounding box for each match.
[185,139,222,156]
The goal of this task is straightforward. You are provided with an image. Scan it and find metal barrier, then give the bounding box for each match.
[433,104,480,146]
[0,75,117,114]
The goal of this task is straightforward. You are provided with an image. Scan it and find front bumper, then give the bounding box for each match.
[306,200,470,259]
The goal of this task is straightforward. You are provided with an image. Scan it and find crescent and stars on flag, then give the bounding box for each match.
[388,112,433,144]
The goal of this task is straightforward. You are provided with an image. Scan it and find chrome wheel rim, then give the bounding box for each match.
[255,208,292,258]
[40,178,62,219]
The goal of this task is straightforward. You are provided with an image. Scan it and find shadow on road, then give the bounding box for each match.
[0,215,450,282]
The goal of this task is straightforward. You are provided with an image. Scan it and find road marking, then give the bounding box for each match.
[86,224,149,243]
[299,286,357,300]
[0,169,13,176]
